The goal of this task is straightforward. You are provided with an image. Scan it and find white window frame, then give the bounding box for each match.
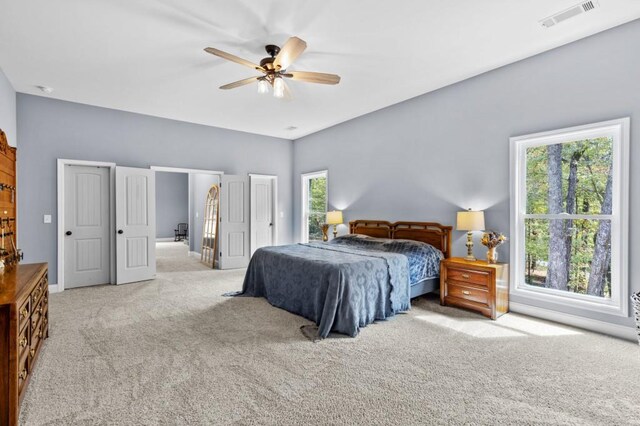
[301,170,328,243]
[509,118,630,317]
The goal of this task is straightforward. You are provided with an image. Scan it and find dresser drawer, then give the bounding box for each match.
[446,282,489,305]
[30,320,44,360]
[31,302,42,335]
[31,275,46,306]
[17,352,29,395]
[34,295,46,317]
[41,290,49,308]
[18,296,30,331]
[447,267,490,287]
[18,322,30,359]
[41,308,49,338]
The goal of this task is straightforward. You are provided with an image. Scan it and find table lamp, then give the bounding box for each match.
[456,209,485,261]
[326,210,343,239]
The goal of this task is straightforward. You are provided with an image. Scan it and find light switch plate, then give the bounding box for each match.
[43,214,52,224]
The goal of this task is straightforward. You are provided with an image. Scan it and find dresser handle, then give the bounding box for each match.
[19,370,27,381]
[19,337,27,348]
[462,274,470,279]
[462,290,470,295]
[20,308,28,318]
[29,348,35,358]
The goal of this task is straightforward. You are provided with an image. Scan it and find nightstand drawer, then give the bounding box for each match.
[446,283,489,305]
[447,267,490,287]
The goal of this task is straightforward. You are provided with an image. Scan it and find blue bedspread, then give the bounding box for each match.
[240,242,411,338]
[330,235,443,285]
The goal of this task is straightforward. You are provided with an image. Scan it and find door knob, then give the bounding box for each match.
[269,223,273,227]
[117,230,124,234]
[65,231,72,236]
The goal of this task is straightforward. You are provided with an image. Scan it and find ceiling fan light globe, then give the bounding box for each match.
[257,79,269,94]
[273,77,285,98]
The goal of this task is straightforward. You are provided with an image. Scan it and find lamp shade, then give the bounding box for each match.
[326,210,343,225]
[456,210,485,231]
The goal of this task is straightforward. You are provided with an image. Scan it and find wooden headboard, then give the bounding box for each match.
[349,220,453,259]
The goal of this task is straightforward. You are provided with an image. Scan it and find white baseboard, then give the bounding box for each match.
[510,301,638,342]
[156,238,176,242]
[49,284,61,293]
[188,251,201,257]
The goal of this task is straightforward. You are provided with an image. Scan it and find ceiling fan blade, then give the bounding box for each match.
[273,37,307,70]
[219,76,260,90]
[204,47,265,72]
[285,71,341,85]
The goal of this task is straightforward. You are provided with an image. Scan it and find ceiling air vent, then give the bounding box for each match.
[540,1,599,28]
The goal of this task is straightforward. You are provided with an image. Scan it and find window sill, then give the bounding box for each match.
[511,284,629,317]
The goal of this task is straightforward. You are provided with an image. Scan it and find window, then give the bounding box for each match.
[301,170,328,243]
[510,118,629,316]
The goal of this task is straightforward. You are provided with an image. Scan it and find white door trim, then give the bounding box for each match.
[249,174,278,251]
[149,166,225,175]
[57,159,116,292]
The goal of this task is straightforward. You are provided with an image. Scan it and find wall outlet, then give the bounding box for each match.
[43,214,52,224]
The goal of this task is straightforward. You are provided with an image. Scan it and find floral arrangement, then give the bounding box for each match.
[481,231,507,249]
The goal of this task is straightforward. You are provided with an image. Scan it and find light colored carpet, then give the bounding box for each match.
[19,242,640,425]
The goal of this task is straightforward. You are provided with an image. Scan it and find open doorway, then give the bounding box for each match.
[151,166,223,273]
[155,171,190,271]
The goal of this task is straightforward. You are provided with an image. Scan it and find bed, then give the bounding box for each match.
[239,220,452,338]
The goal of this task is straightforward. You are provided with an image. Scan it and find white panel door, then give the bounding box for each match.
[219,175,250,269]
[250,176,274,256]
[64,165,110,288]
[116,167,156,284]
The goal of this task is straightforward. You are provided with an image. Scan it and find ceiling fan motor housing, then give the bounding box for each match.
[260,45,281,70]
[265,44,280,57]
[259,57,275,69]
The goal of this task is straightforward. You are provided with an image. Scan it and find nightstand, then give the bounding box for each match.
[440,257,509,319]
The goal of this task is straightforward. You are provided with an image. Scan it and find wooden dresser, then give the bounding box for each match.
[440,257,508,319]
[0,263,49,425]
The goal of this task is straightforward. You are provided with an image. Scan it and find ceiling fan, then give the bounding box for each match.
[204,36,340,99]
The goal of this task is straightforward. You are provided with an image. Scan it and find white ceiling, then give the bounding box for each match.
[1,1,639,140]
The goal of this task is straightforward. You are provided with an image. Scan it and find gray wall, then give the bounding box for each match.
[189,174,220,254]
[0,68,16,146]
[17,94,293,285]
[293,19,640,329]
[156,172,188,239]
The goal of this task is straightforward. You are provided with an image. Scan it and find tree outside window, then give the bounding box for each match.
[302,171,327,243]
[307,176,327,241]
[525,138,612,298]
